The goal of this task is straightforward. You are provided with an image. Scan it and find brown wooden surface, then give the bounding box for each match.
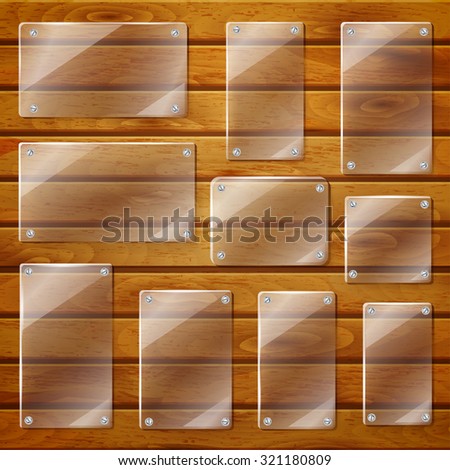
[0,0,449,450]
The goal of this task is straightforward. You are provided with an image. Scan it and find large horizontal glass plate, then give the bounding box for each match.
[19,142,195,242]
[341,22,432,174]
[211,177,328,266]
[140,290,232,429]
[364,302,432,425]
[345,196,432,283]
[20,263,113,428]
[227,22,304,160]
[19,22,187,117]
[258,291,336,429]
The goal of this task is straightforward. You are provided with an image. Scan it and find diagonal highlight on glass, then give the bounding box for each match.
[20,263,113,429]
[227,22,304,160]
[19,22,187,117]
[258,292,336,429]
[139,290,232,429]
[341,22,432,174]
[211,177,328,266]
[19,142,195,242]
[363,302,432,426]
[345,196,432,283]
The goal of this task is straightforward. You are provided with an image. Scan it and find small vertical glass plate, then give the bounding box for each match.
[20,263,113,428]
[341,22,432,174]
[345,196,432,283]
[19,142,195,242]
[19,22,187,117]
[258,291,336,430]
[364,302,432,425]
[227,22,304,160]
[140,290,232,429]
[211,177,328,266]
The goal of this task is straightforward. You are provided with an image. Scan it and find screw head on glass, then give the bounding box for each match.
[368,307,376,315]
[232,147,241,157]
[349,200,357,208]
[144,417,154,427]
[171,104,180,114]
[145,296,153,304]
[263,417,272,426]
[291,147,299,157]
[221,417,231,427]
[421,270,430,279]
[420,161,429,170]
[183,230,191,238]
[316,251,325,259]
[217,251,225,260]
[420,200,430,209]
[316,184,325,193]
[221,295,230,304]
[420,27,429,37]
[26,148,34,157]
[29,29,38,37]
[290,25,299,35]
[347,161,356,170]
[218,184,225,192]
[421,306,430,316]
[26,229,35,239]
[30,104,38,113]
[100,267,109,276]
[24,267,33,276]
[171,29,180,37]
[233,25,240,34]
[348,269,358,279]
[421,413,431,423]
[367,413,376,423]
[323,417,333,427]
[323,296,332,305]
[24,416,33,425]
[100,416,109,425]
[347,27,355,36]
[183,148,192,157]
[264,296,271,304]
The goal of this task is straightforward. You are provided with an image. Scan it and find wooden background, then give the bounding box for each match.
[0,0,449,449]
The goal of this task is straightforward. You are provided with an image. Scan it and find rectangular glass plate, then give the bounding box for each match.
[364,302,432,425]
[211,177,328,266]
[20,263,113,428]
[341,22,432,174]
[19,22,187,117]
[258,291,336,429]
[227,22,304,160]
[19,142,195,242]
[140,290,232,429]
[345,196,432,283]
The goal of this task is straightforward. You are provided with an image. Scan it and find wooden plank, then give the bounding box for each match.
[2,46,449,88]
[1,318,449,361]
[0,409,448,449]
[1,136,450,177]
[1,364,449,407]
[0,91,449,134]
[0,3,450,42]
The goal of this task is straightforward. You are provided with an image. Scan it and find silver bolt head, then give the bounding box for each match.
[30,29,38,37]
[420,200,430,209]
[26,229,35,239]
[349,200,357,208]
[218,184,225,192]
[145,296,153,304]
[30,104,38,113]
[171,104,180,114]
[264,296,271,304]
[323,417,333,427]
[316,251,325,259]
[183,230,191,238]
[316,184,325,193]
[183,148,192,157]
[26,149,34,157]
[323,296,332,305]
[221,295,230,304]
[349,269,358,279]
[221,417,231,427]
[263,417,272,426]
[421,306,430,315]
[420,161,429,170]
[100,267,109,276]
[233,25,240,34]
[291,147,299,157]
[217,251,225,260]
[24,416,33,425]
[367,413,377,423]
[232,147,241,157]
[347,27,355,36]
[347,161,356,170]
[24,267,33,276]
[290,26,299,35]
[100,416,109,425]
[421,413,431,423]
[171,29,180,37]
[421,270,430,278]
[144,417,154,427]
[420,27,429,37]
[368,307,376,315]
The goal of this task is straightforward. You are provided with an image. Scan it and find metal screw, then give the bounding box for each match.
[171,29,180,38]
[183,230,191,238]
[100,267,109,276]
[29,29,38,37]
[323,296,332,305]
[421,270,430,279]
[171,104,180,114]
[30,104,38,113]
[421,413,431,423]
[347,27,355,36]
[232,147,241,157]
[348,269,358,279]
[264,296,271,304]
[100,416,109,425]
[323,417,333,427]
[316,251,325,259]
[145,296,153,304]
[218,184,225,192]
[24,416,33,425]
[221,417,230,427]
[291,147,299,157]
[368,307,376,315]
[233,25,240,34]
[183,148,192,157]
[367,413,376,423]
[420,27,429,37]
[420,161,429,170]
[263,417,272,426]
[420,200,429,209]
[316,184,325,193]
[24,267,32,276]
[347,161,356,170]
[290,26,299,35]
[349,200,357,208]
[421,306,430,316]
[217,251,225,260]
[144,417,154,427]
[26,149,34,157]
[221,295,230,304]
[26,229,35,239]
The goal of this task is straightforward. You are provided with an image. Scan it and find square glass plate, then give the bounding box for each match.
[227,22,304,160]
[345,196,432,283]
[19,142,195,242]
[140,290,232,429]
[363,302,432,425]
[258,291,336,429]
[211,177,328,266]
[19,22,187,117]
[341,22,432,174]
[20,263,113,428]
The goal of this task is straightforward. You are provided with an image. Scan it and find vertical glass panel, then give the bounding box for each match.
[19,22,187,117]
[364,302,432,425]
[258,291,336,429]
[211,177,328,266]
[20,263,113,429]
[140,290,232,429]
[227,22,304,160]
[19,142,195,242]
[345,196,432,283]
[341,22,432,174]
